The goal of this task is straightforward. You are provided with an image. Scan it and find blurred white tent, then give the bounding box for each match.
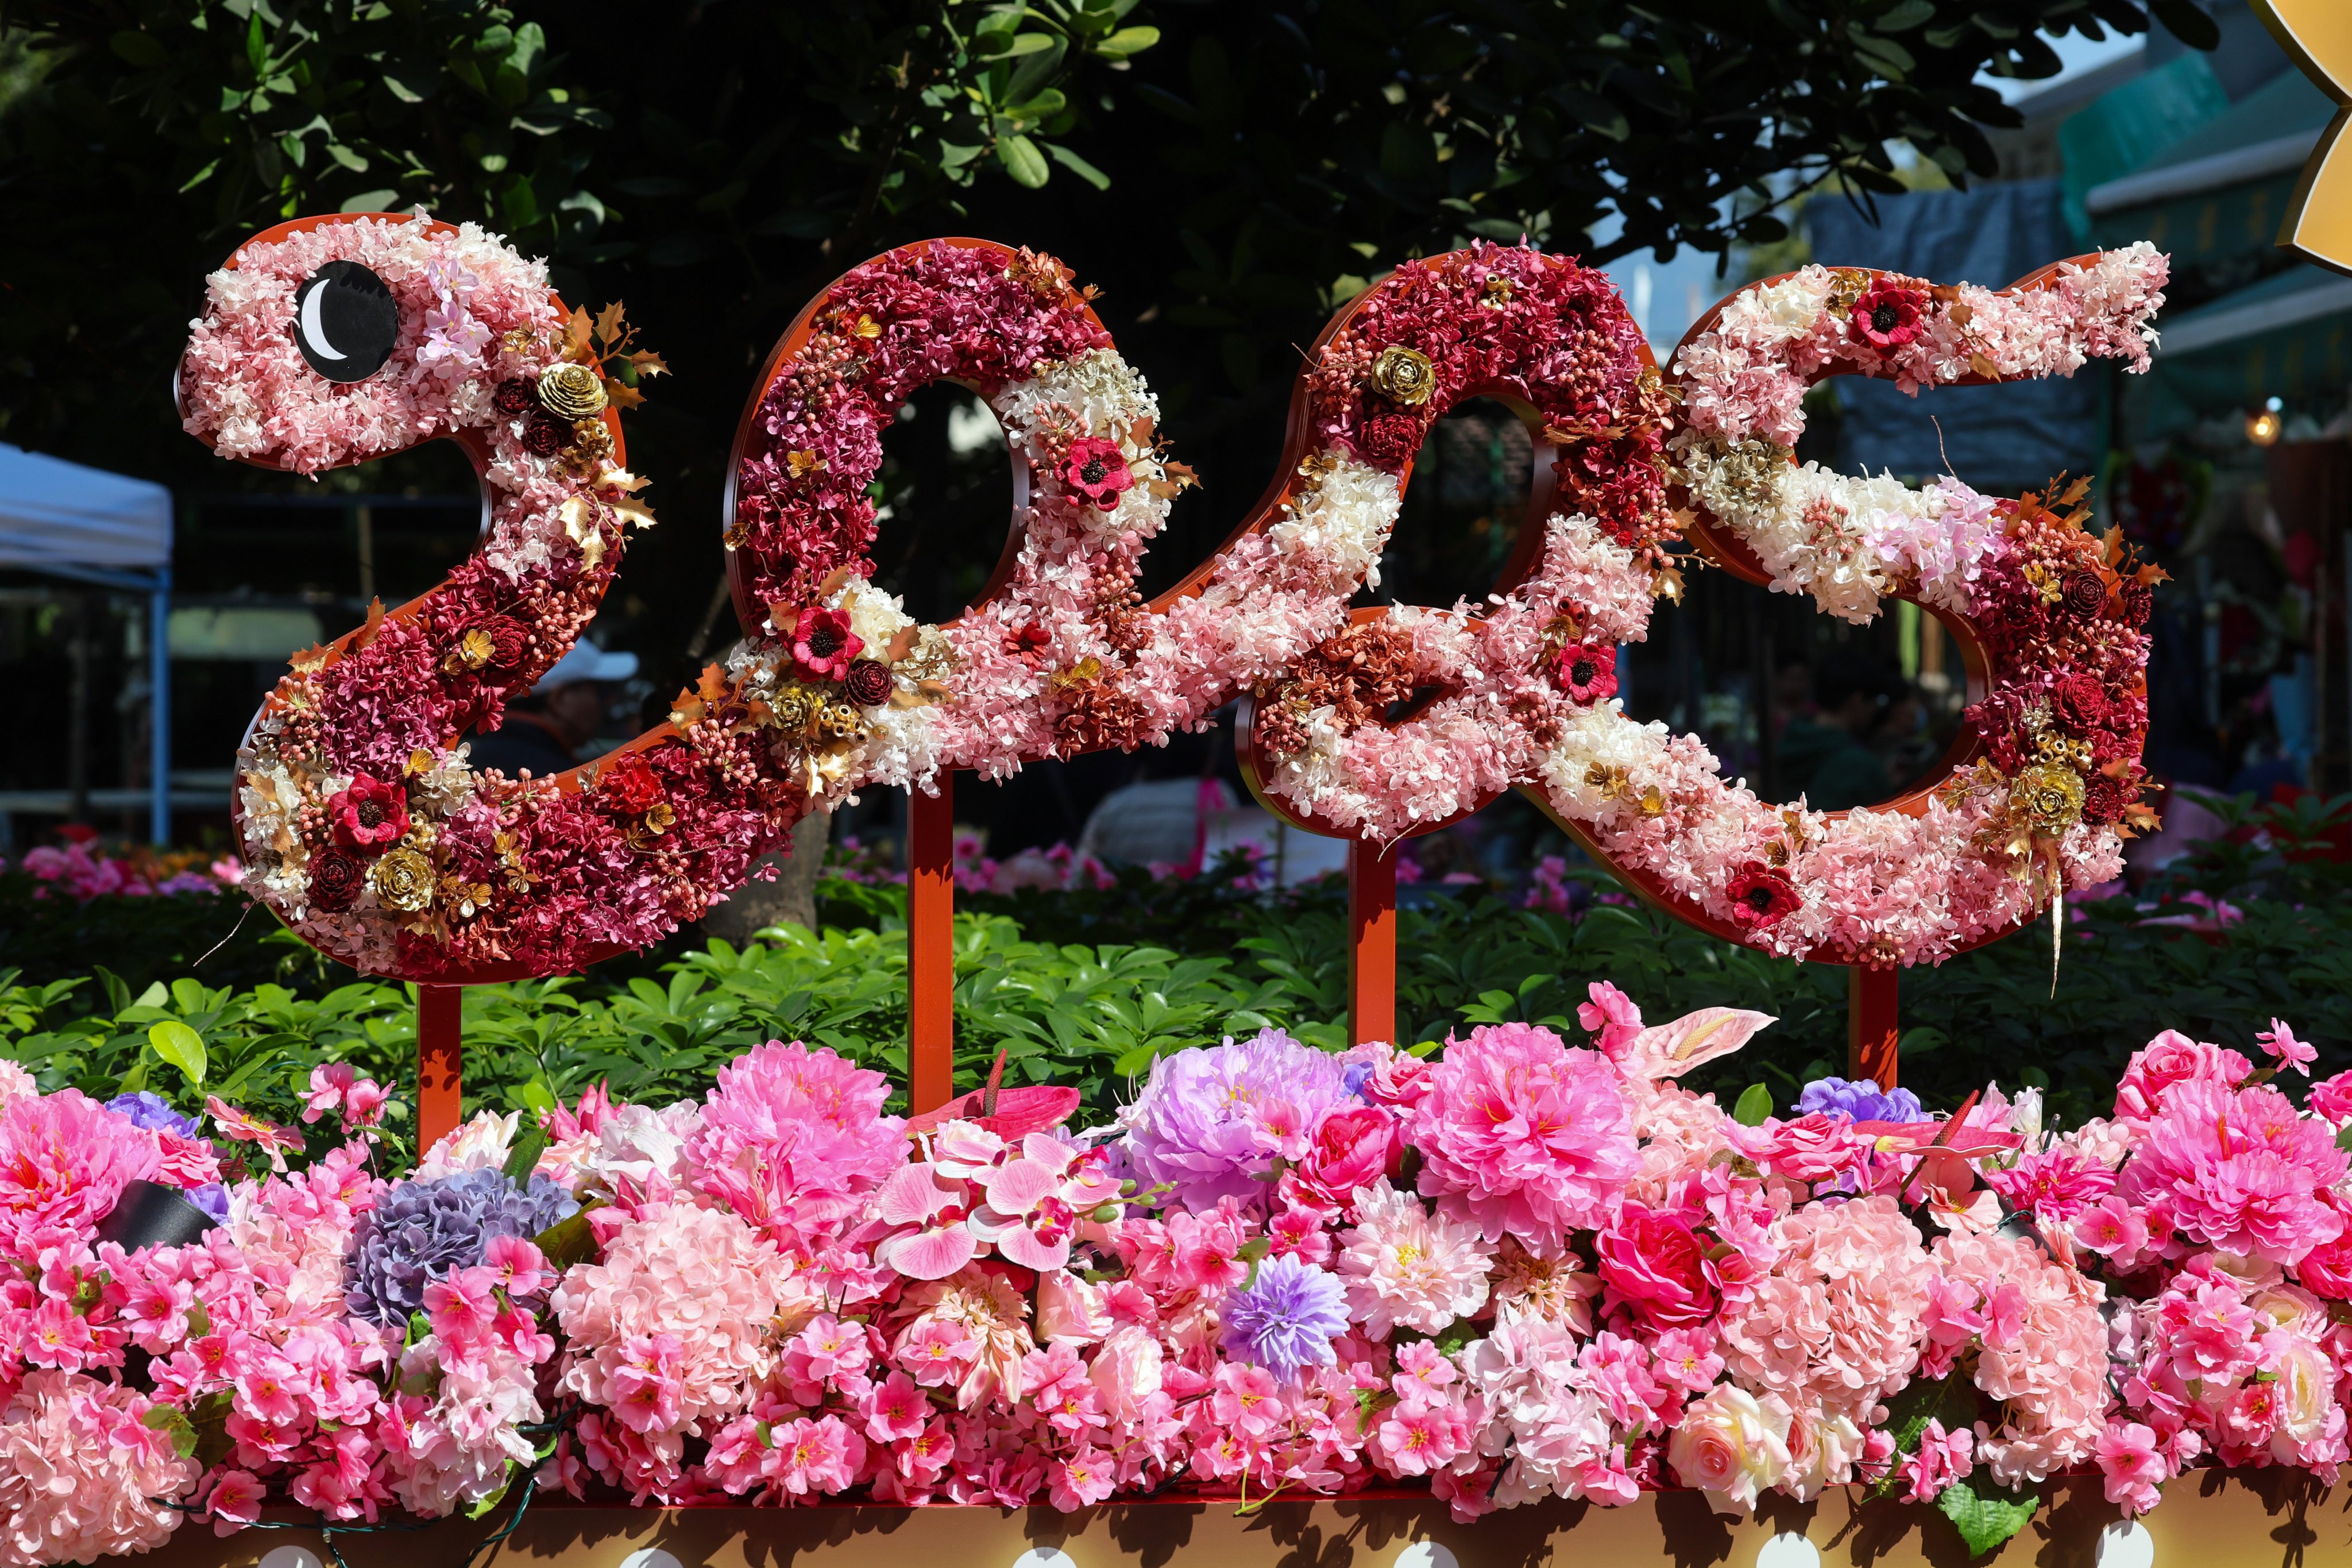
[0,444,173,842]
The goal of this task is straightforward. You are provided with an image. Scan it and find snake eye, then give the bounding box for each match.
[293,260,399,382]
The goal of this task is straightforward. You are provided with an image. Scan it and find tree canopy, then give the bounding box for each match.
[0,0,2212,648]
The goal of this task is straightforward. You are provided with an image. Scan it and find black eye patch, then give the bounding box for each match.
[293,260,400,382]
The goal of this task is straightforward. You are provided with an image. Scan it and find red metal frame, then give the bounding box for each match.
[416,986,465,1152]
[907,781,957,1113]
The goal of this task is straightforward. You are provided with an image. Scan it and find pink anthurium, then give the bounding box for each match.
[1618,1007,1776,1082]
[871,1164,978,1280]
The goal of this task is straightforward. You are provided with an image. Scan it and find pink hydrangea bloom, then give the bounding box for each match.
[0,1371,198,1565]
[550,1204,782,1450]
[1407,1024,1636,1250]
[1718,1194,1932,1422]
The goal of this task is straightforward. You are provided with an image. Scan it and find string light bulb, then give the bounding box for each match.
[2247,396,2285,446]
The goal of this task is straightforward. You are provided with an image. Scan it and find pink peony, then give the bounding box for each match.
[2258,1018,2318,1078]
[2308,1070,2352,1127]
[1334,1178,1490,1335]
[1408,1023,1636,1251]
[687,1040,907,1242]
[1576,981,1644,1063]
[0,1090,159,1256]
[2117,1079,2346,1265]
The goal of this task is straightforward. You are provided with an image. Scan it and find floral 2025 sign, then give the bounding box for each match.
[177,214,2164,985]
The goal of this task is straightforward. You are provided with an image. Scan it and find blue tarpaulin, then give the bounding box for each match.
[1805,182,2107,493]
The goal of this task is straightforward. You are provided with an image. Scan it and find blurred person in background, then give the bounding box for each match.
[466,640,639,779]
[1778,650,1909,810]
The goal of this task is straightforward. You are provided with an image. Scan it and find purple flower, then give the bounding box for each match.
[1798,1076,1922,1125]
[1119,1029,1357,1208]
[343,1169,577,1325]
[106,1091,200,1139]
[1220,1253,1350,1381]
[186,1183,229,1225]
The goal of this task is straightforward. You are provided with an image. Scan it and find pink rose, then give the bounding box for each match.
[2308,1071,2352,1126]
[1597,1206,1717,1328]
[1668,1385,1792,1512]
[1729,1112,1866,1185]
[2115,1030,2252,1120]
[1279,1106,1397,1212]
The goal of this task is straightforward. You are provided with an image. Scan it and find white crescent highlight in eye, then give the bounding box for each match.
[300,281,346,361]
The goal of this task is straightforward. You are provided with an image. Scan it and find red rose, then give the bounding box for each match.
[1353,411,1424,471]
[1851,284,1926,350]
[522,410,570,457]
[843,658,895,707]
[598,751,665,813]
[307,850,365,913]
[1277,1106,1398,1213]
[2081,773,2128,824]
[492,379,537,416]
[2061,570,2108,618]
[2050,672,2108,735]
[1058,437,1134,510]
[327,775,409,853]
[1555,642,1619,705]
[1596,1206,1717,1328]
[1726,861,1799,930]
[789,605,864,682]
[476,615,530,671]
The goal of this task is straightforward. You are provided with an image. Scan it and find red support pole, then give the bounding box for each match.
[416,984,464,1153]
[1848,965,1900,1087]
[1348,840,1398,1047]
[907,779,956,1114]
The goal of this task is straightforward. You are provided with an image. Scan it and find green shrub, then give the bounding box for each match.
[5,793,2347,1146]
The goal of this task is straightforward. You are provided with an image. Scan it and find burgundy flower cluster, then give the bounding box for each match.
[1305,244,1672,563]
[731,242,1111,605]
[1963,497,2157,829]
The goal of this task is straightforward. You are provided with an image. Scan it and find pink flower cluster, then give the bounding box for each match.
[7,843,240,901]
[9,1005,2352,1561]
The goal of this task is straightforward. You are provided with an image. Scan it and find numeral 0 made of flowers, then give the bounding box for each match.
[180,216,2168,982]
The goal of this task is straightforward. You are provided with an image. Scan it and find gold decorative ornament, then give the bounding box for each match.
[1369,345,1436,407]
[1826,269,1871,318]
[1481,275,1514,308]
[538,361,609,420]
[369,847,437,912]
[2011,762,2087,837]
[453,628,495,670]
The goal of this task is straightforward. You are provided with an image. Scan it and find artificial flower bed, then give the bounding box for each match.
[2,991,2345,1566]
